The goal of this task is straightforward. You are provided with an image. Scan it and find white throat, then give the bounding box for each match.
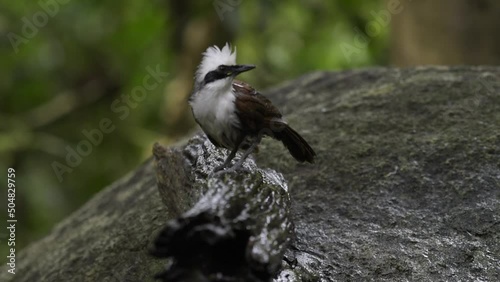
[190,79,240,148]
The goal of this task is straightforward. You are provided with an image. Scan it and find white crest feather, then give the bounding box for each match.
[196,43,236,82]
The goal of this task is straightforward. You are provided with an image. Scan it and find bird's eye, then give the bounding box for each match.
[218,65,231,76]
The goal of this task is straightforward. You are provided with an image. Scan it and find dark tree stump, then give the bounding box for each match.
[151,136,294,281]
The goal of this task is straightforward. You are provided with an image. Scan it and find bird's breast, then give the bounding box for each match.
[191,91,241,148]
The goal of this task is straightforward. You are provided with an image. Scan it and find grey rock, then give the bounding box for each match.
[258,66,500,281]
[1,66,499,281]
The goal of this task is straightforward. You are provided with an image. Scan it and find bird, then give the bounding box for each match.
[189,43,316,172]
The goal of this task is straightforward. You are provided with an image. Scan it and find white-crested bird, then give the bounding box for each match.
[189,43,315,172]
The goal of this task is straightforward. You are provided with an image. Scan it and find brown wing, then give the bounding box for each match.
[233,80,316,163]
[232,80,283,135]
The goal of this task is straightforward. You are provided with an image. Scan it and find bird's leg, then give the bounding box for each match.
[214,146,239,172]
[225,136,261,172]
[213,135,245,172]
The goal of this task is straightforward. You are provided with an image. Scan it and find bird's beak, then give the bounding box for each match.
[231,65,256,76]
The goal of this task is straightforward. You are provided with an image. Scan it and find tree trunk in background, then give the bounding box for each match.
[390,0,500,66]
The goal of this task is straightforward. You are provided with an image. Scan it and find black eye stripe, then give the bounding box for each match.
[204,67,230,84]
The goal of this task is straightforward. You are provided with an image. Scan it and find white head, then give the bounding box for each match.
[193,43,255,93]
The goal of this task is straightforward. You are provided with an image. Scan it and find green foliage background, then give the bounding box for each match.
[0,0,388,260]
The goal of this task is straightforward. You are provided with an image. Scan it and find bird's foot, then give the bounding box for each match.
[211,161,250,177]
[213,163,228,173]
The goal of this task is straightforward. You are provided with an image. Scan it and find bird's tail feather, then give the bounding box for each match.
[271,122,316,163]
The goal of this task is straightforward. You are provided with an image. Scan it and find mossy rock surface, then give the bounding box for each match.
[259,66,500,281]
[1,66,499,281]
